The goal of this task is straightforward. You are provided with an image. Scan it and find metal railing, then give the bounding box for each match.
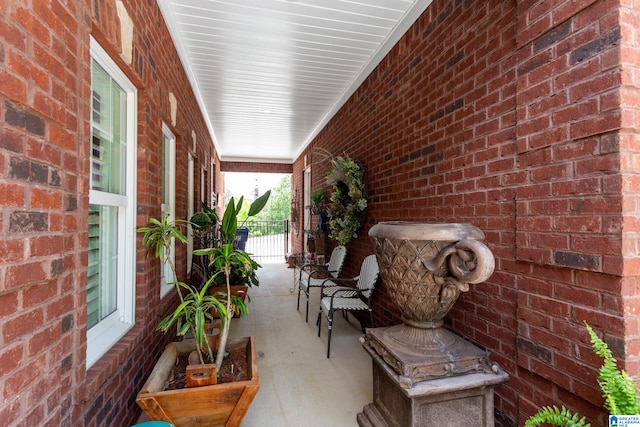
[241,220,290,262]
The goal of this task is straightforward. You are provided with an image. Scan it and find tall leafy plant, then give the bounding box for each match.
[525,322,640,427]
[138,215,222,364]
[139,191,270,372]
[195,191,270,369]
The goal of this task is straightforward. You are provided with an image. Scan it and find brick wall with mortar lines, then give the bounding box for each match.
[513,1,630,424]
[292,0,639,425]
[618,1,640,378]
[220,160,293,174]
[0,1,217,426]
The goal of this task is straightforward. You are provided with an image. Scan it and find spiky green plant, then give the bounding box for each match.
[525,322,640,427]
[137,214,188,302]
[156,279,226,364]
[195,243,251,368]
[138,214,221,364]
[140,191,270,372]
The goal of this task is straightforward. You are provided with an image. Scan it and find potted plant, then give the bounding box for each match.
[310,188,326,214]
[194,190,270,365]
[190,194,268,288]
[135,190,270,426]
[137,215,226,368]
[188,203,218,287]
[200,193,269,321]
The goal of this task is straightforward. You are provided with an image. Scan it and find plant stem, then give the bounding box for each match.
[215,265,232,369]
[169,248,204,363]
[166,246,185,304]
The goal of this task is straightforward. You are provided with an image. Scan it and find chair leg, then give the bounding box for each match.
[296,287,301,311]
[305,292,310,323]
[354,310,373,333]
[327,310,333,358]
[317,311,322,337]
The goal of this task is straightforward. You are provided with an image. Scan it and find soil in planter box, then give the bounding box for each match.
[164,345,249,391]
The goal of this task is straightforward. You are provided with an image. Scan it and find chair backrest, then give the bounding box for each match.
[356,255,380,299]
[327,245,347,279]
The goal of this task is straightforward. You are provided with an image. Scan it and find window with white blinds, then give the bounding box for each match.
[86,38,137,368]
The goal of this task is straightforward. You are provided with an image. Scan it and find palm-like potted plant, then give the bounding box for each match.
[138,215,227,369]
[189,194,266,289]
[136,190,270,426]
[194,190,270,367]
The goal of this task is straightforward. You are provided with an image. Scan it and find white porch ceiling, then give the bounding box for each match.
[158,0,432,163]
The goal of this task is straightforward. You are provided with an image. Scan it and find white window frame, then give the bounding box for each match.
[86,37,137,368]
[200,166,206,207]
[187,154,195,275]
[160,123,176,298]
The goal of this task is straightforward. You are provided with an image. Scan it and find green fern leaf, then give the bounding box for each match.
[527,323,640,427]
[525,405,590,427]
[586,323,640,416]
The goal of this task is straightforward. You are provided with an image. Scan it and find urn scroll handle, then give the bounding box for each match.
[448,239,495,285]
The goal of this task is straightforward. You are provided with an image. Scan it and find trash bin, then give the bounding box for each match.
[235,226,249,251]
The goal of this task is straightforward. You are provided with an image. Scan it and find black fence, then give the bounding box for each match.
[241,220,290,262]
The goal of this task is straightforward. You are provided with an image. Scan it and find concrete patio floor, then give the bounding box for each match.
[137,261,372,426]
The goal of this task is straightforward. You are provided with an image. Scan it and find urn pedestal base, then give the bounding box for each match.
[358,328,508,427]
[363,325,499,388]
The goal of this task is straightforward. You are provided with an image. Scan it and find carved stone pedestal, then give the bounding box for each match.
[358,337,509,427]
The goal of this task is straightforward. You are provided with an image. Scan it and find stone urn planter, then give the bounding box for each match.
[365,221,498,386]
[370,221,494,324]
[359,222,508,427]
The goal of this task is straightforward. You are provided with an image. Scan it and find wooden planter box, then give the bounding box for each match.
[137,336,260,427]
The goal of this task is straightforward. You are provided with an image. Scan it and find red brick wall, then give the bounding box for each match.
[293,0,637,425]
[513,1,629,424]
[0,1,217,426]
[619,0,640,379]
[220,160,293,174]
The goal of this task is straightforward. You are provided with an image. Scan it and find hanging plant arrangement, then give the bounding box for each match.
[324,152,367,245]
